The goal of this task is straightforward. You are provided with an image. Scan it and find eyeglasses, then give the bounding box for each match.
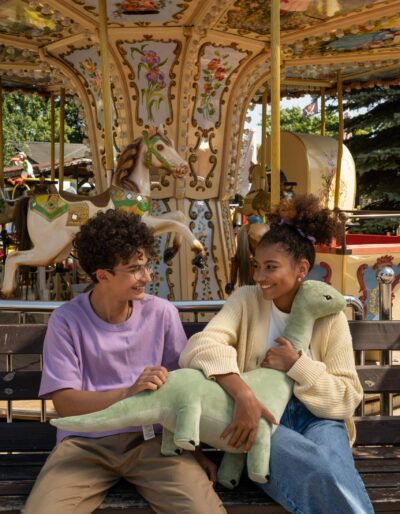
[104,262,155,281]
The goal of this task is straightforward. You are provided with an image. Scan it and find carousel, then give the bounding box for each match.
[0,0,399,318]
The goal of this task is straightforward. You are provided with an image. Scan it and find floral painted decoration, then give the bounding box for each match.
[79,58,102,95]
[131,44,167,122]
[197,52,232,121]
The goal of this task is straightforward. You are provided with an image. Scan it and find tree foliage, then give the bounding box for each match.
[260,105,338,137]
[2,92,84,165]
[341,87,400,234]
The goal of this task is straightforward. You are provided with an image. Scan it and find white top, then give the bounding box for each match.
[266,301,290,350]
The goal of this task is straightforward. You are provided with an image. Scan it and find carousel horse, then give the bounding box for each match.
[225,221,269,294]
[1,127,205,296]
[240,163,270,218]
[0,189,16,226]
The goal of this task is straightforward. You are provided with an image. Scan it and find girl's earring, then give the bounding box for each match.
[298,276,302,283]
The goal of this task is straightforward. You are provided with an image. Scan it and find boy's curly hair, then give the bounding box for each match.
[259,194,341,269]
[73,210,156,282]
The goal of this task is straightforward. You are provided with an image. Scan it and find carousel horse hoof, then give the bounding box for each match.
[225,283,234,295]
[192,254,205,269]
[163,247,178,264]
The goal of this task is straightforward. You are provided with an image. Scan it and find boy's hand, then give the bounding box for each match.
[127,366,168,396]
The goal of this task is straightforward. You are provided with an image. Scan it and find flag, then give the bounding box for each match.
[302,97,319,117]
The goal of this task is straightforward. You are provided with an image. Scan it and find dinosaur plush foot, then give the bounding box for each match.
[217,452,246,489]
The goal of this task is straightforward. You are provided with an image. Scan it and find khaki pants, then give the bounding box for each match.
[23,433,225,514]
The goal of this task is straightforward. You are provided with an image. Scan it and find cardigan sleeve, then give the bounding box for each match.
[179,288,246,378]
[287,311,363,419]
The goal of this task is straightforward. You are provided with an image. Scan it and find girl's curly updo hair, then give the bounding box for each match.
[258,194,340,270]
[73,209,156,282]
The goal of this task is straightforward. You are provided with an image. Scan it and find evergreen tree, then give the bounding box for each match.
[341,87,400,234]
[343,87,400,207]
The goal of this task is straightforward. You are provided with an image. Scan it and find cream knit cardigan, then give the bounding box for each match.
[179,285,363,445]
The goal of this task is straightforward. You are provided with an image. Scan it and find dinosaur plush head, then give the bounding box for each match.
[283,280,346,351]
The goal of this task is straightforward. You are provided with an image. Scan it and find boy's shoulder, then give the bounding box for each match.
[141,294,178,314]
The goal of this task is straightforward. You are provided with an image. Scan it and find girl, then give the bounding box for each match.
[180,194,374,514]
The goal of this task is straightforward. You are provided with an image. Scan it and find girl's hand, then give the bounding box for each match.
[220,389,278,452]
[261,337,300,372]
[194,447,217,485]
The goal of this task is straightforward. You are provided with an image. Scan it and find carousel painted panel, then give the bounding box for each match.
[189,200,223,301]
[192,44,249,132]
[116,39,181,127]
[60,46,119,145]
[71,0,192,25]
[221,0,377,38]
[146,198,175,300]
[315,249,400,320]
[0,1,77,43]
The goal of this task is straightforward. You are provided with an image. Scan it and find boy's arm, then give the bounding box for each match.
[52,365,168,416]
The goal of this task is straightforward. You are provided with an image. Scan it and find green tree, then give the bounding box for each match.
[2,92,84,165]
[343,87,400,207]
[259,105,338,137]
[341,87,400,234]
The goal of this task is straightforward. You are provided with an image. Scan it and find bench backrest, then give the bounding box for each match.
[1,321,400,452]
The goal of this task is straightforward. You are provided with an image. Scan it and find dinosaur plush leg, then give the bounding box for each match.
[161,428,183,457]
[173,404,201,451]
[246,421,271,484]
[217,452,246,489]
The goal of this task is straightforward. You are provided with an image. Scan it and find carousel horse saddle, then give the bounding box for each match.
[60,189,111,208]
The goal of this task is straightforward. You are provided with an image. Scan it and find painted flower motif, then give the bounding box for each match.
[79,58,102,95]
[131,44,168,122]
[207,58,220,71]
[141,50,161,66]
[197,51,232,121]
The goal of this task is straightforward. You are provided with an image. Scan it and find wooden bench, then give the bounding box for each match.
[1,320,400,513]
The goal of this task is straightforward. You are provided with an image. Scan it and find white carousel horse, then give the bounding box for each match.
[2,128,205,296]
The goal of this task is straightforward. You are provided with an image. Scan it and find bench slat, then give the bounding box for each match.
[350,321,400,351]
[0,371,42,400]
[0,325,47,354]
[0,421,56,452]
[355,417,400,445]
[356,366,400,393]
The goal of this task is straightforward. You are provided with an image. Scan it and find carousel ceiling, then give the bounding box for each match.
[0,0,398,95]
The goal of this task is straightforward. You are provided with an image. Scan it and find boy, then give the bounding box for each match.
[24,209,224,514]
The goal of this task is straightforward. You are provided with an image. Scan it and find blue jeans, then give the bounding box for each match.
[257,396,374,514]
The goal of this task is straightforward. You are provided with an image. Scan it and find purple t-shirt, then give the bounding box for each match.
[40,292,187,442]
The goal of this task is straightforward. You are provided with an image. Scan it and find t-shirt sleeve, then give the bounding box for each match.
[39,311,83,398]
[161,304,187,371]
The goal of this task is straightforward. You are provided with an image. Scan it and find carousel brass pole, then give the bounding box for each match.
[260,85,268,192]
[50,92,55,182]
[270,0,281,208]
[334,71,343,209]
[58,88,65,192]
[99,0,114,189]
[320,87,325,136]
[0,78,3,189]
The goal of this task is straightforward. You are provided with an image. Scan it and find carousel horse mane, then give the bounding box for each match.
[225,223,269,294]
[112,139,142,193]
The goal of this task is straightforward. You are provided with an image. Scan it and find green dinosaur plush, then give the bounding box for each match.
[51,280,345,489]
